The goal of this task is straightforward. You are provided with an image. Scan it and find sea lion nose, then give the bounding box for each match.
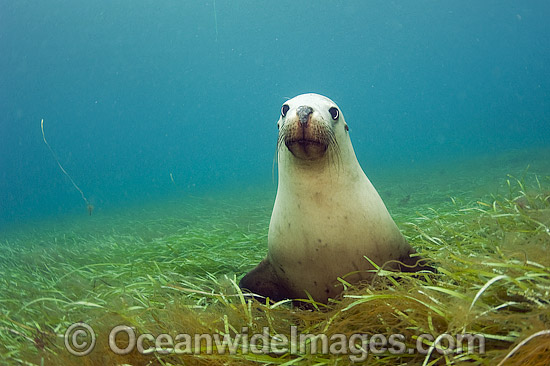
[296,105,313,126]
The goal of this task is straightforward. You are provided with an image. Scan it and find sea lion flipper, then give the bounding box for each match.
[239,258,291,302]
[395,247,436,273]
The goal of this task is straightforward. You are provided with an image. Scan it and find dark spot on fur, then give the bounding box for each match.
[325,289,330,294]
[298,261,302,265]
[314,281,318,286]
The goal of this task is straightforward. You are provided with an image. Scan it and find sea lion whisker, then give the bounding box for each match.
[326,130,342,174]
[272,149,278,184]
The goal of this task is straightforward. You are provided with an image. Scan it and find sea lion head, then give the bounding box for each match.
[277,93,349,161]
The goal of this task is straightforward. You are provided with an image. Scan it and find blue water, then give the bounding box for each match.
[1,0,549,227]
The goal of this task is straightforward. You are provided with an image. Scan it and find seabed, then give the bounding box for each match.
[1,148,549,366]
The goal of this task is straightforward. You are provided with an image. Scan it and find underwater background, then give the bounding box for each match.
[1,0,549,227]
[1,1,550,365]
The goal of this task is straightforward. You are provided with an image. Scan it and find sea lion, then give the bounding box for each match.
[239,93,429,304]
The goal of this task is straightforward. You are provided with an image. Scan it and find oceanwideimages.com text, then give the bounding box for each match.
[65,323,486,362]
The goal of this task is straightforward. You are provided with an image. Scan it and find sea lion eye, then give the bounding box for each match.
[329,107,339,120]
[281,104,290,117]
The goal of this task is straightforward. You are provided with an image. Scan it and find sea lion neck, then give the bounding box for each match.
[277,148,362,195]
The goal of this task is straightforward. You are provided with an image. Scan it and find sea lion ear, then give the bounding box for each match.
[344,124,349,132]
